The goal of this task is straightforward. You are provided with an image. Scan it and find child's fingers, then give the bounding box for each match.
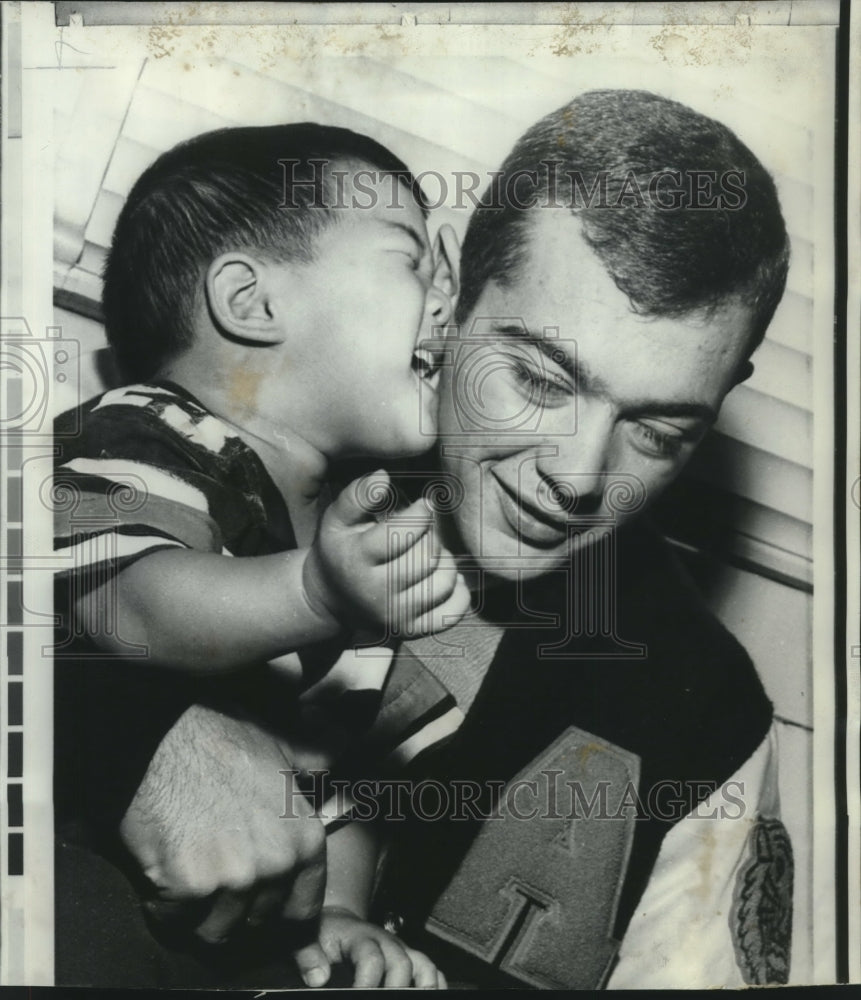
[329,471,392,529]
[398,563,461,621]
[360,509,433,564]
[348,938,387,988]
[409,572,471,636]
[436,967,449,989]
[404,946,442,988]
[385,529,442,592]
[385,496,433,526]
[378,938,416,989]
[291,940,331,988]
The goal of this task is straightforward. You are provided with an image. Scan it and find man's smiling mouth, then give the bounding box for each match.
[491,471,573,547]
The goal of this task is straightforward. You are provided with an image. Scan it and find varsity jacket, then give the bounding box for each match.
[370,523,792,989]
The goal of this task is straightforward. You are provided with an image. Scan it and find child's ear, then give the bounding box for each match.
[432,224,460,303]
[205,252,283,345]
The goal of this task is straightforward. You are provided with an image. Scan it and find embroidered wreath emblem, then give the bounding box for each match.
[730,817,793,984]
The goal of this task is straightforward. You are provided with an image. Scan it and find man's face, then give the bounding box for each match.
[438,211,757,581]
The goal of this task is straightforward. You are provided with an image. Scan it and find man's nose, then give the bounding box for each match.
[535,400,614,514]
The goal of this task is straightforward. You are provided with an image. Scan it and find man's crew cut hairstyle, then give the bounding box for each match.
[456,89,790,351]
[103,122,429,381]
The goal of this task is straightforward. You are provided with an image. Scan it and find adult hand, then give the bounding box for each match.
[119,703,326,945]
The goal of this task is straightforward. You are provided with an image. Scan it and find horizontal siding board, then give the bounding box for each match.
[766,289,813,355]
[743,338,812,411]
[655,477,812,583]
[686,432,812,524]
[718,388,812,468]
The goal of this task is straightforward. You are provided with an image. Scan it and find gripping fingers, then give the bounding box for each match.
[360,503,433,564]
[292,940,332,988]
[410,572,472,636]
[385,529,443,593]
[349,938,387,988]
[380,938,417,989]
[195,889,249,945]
[398,561,460,620]
[328,471,391,529]
[404,946,443,989]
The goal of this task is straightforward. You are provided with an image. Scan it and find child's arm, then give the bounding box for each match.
[78,546,339,672]
[76,473,471,673]
[291,821,445,989]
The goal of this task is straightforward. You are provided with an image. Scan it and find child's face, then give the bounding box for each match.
[269,173,452,459]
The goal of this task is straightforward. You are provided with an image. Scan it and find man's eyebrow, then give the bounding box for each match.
[491,323,717,424]
[492,323,577,380]
[630,400,718,424]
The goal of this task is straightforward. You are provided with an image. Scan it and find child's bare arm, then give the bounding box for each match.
[76,546,340,672]
[76,472,471,673]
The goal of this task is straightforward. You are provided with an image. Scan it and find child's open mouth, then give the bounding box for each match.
[411,345,442,392]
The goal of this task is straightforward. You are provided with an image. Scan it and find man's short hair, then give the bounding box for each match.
[103,123,428,381]
[456,90,790,349]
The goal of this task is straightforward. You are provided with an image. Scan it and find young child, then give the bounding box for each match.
[53,123,468,988]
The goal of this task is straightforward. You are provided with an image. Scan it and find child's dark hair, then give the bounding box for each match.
[456,90,790,351]
[103,123,429,381]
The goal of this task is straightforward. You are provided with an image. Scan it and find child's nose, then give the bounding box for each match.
[425,284,453,326]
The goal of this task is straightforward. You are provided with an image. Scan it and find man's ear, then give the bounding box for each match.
[734,359,755,386]
[432,223,460,303]
[205,252,283,345]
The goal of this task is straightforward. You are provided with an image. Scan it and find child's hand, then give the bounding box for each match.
[303,471,471,638]
[292,906,446,988]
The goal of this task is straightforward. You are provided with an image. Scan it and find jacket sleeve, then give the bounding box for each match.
[606,723,793,988]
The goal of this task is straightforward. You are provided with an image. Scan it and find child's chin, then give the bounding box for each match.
[388,435,436,460]
[387,421,438,459]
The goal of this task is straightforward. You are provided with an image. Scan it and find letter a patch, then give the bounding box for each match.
[425,727,640,989]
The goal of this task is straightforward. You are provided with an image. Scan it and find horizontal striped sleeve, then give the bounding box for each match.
[55,452,223,585]
[55,531,186,605]
[58,456,212,513]
[55,491,220,553]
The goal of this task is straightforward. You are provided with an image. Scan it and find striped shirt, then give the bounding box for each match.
[53,381,463,828]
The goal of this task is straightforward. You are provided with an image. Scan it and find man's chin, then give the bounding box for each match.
[465,526,572,582]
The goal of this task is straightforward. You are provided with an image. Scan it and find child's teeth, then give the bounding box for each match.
[412,348,435,378]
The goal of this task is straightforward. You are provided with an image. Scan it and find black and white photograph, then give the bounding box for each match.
[0,0,858,990]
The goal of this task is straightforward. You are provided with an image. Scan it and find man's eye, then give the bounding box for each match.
[630,421,686,459]
[510,360,570,400]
